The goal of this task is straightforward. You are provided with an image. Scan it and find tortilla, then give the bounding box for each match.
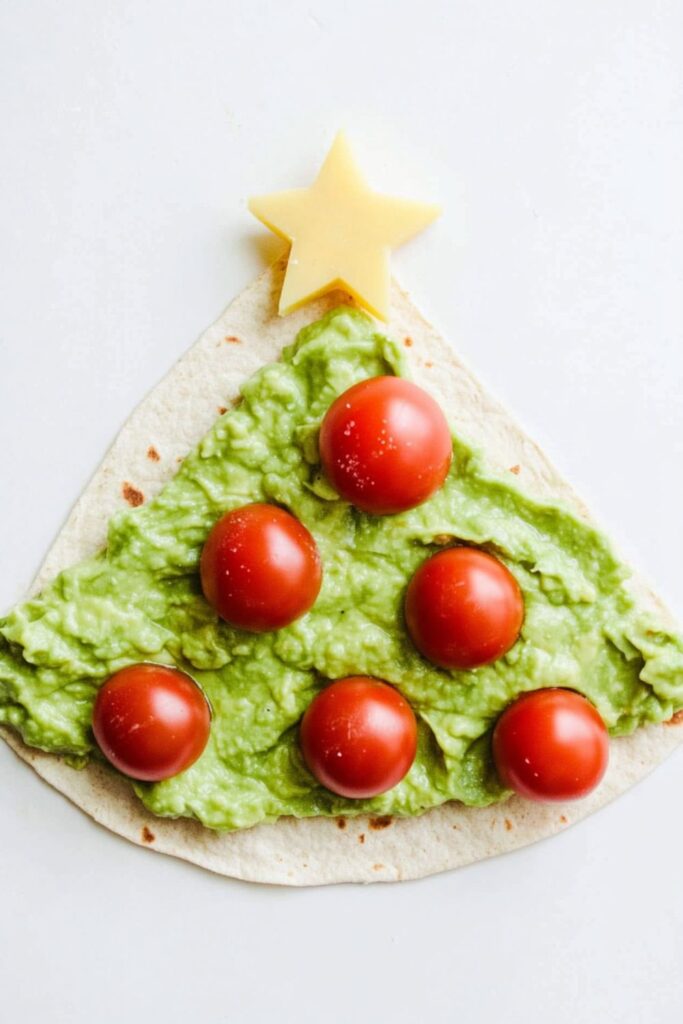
[2,256,681,884]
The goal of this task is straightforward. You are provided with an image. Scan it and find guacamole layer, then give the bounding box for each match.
[1,307,682,829]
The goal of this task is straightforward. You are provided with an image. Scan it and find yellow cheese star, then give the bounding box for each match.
[248,132,440,321]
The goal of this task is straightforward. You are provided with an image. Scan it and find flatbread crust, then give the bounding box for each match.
[2,258,682,884]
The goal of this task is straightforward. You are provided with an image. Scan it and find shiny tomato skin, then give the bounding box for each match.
[492,688,609,801]
[319,376,452,515]
[92,664,211,782]
[300,677,418,799]
[405,547,524,670]
[200,503,322,632]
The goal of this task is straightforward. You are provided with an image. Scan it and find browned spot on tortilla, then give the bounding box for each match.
[217,406,228,415]
[224,335,241,344]
[369,816,393,830]
[122,482,144,507]
[176,456,184,464]
[425,361,433,368]
[451,824,458,830]
[146,445,160,462]
[358,833,365,844]
[560,815,568,824]
[665,709,683,726]
[372,863,384,871]
[141,826,155,844]
[404,336,413,347]
[231,395,243,408]
[504,818,513,831]
[336,817,347,830]
[509,465,521,475]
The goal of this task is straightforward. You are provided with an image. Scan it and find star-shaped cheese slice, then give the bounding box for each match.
[248,132,440,320]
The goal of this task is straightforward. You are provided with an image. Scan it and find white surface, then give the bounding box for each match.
[1,1,682,1021]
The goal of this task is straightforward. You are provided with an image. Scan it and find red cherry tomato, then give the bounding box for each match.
[492,688,609,801]
[200,503,322,632]
[405,547,524,670]
[92,664,211,782]
[300,677,418,799]
[319,376,452,515]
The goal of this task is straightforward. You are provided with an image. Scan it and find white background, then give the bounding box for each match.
[1,2,682,1021]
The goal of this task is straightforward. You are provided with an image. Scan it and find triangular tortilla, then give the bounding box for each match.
[2,257,681,884]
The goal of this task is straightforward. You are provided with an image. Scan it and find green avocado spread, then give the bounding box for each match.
[1,307,682,829]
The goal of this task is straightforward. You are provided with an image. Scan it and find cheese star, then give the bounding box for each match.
[248,132,440,321]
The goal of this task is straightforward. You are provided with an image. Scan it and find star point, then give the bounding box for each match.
[248,132,439,321]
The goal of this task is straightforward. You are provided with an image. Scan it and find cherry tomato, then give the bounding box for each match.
[319,376,452,515]
[200,503,322,632]
[300,677,418,799]
[92,664,211,782]
[405,547,524,670]
[492,688,609,801]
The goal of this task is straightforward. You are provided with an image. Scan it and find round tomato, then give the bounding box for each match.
[92,664,211,782]
[200,503,322,632]
[405,546,524,669]
[319,376,452,515]
[300,677,418,799]
[492,688,609,801]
